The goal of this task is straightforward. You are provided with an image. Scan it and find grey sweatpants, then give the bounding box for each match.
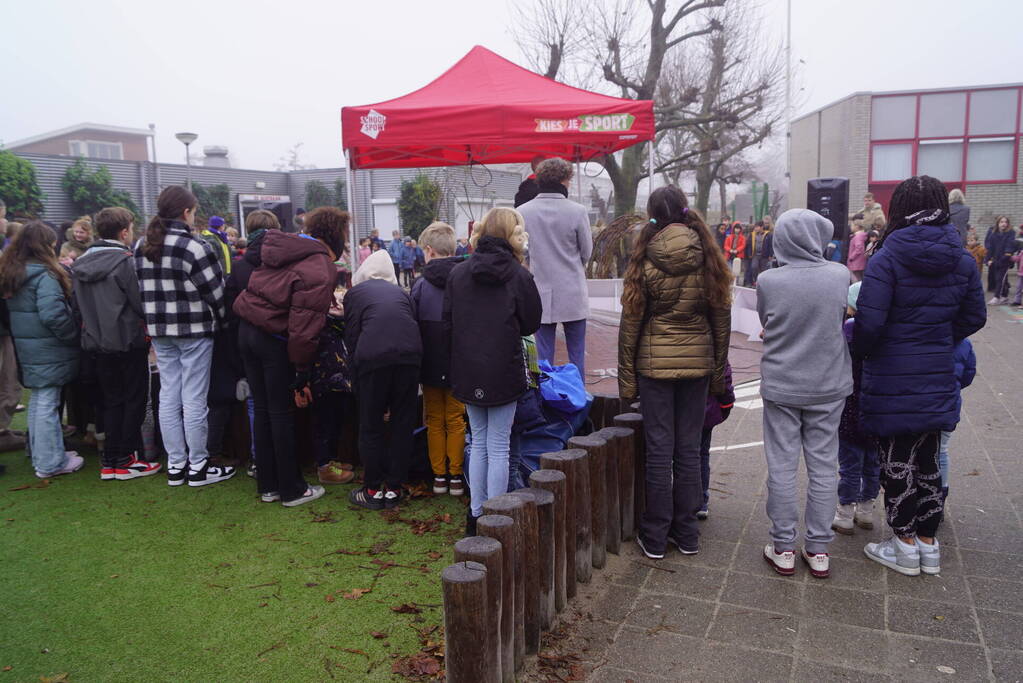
[762,398,844,554]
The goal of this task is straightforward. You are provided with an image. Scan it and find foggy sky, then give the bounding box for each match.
[2,0,1021,172]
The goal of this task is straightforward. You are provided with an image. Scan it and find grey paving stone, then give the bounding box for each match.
[689,641,794,682]
[796,620,891,673]
[605,557,654,588]
[624,592,716,637]
[824,555,887,593]
[887,595,980,643]
[584,584,640,623]
[661,539,736,570]
[886,572,972,605]
[604,626,703,677]
[720,570,802,616]
[976,608,1023,651]
[706,605,798,654]
[793,660,893,682]
[802,584,886,630]
[959,548,1023,581]
[694,513,747,544]
[887,634,990,682]
[990,648,1023,683]
[644,564,728,602]
[587,665,670,682]
[968,576,1023,614]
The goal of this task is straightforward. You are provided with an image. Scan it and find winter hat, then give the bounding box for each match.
[847,281,862,311]
[209,216,225,228]
[353,249,398,286]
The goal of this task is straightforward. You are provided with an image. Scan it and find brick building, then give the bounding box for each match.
[5,123,153,162]
[791,83,1023,234]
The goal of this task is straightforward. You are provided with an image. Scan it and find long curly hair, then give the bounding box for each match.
[621,185,732,313]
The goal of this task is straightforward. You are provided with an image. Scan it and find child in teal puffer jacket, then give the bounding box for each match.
[0,222,81,478]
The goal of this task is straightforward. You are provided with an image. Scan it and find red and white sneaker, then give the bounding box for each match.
[801,548,830,578]
[100,467,117,481]
[114,456,162,480]
[763,544,795,576]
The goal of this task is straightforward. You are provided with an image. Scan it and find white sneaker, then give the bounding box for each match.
[282,485,326,507]
[988,296,1001,305]
[35,451,84,479]
[832,503,855,535]
[801,548,830,578]
[917,537,941,575]
[854,499,875,530]
[260,491,281,503]
[763,544,795,576]
[864,536,920,576]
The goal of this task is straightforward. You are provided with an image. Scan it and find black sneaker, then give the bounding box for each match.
[636,535,664,560]
[349,486,384,510]
[187,461,237,487]
[167,465,187,487]
[668,534,699,555]
[383,488,402,509]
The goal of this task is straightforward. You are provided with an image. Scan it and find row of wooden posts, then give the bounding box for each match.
[441,398,645,682]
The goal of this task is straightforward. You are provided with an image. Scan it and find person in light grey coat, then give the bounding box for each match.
[517,157,593,376]
[756,208,852,578]
[948,188,970,246]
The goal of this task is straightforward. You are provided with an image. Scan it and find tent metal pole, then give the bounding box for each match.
[648,139,655,193]
[576,160,583,204]
[345,150,358,273]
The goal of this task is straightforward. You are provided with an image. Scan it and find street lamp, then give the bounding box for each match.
[175,132,198,191]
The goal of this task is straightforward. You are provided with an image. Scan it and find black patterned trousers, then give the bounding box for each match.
[878,432,943,538]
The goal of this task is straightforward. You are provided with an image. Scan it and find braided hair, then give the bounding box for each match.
[881,175,950,245]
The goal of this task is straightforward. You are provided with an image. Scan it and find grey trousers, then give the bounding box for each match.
[638,374,710,554]
[0,336,22,431]
[762,398,844,554]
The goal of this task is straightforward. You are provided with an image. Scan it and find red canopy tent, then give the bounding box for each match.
[340,45,655,262]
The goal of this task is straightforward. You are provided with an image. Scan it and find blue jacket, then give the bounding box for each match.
[399,244,416,270]
[387,238,404,265]
[984,227,1017,267]
[852,223,986,436]
[952,337,976,422]
[7,263,80,388]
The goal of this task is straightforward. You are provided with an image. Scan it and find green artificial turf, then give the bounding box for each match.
[1,408,463,683]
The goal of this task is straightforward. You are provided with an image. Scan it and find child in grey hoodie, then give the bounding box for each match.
[756,208,852,579]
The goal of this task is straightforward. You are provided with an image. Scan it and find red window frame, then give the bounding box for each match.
[868,86,1021,186]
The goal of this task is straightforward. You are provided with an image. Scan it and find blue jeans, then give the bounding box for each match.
[28,386,65,474]
[535,319,587,378]
[939,430,952,489]
[699,428,713,509]
[466,401,517,517]
[837,438,881,505]
[152,336,214,469]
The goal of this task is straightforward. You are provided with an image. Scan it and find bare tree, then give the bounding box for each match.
[653,2,786,214]
[273,143,316,171]
[511,0,586,82]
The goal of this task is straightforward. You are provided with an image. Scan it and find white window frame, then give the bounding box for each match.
[68,139,124,160]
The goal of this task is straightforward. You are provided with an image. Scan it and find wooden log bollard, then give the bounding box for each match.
[613,413,644,538]
[477,514,517,679]
[442,561,490,683]
[520,485,556,630]
[507,490,541,655]
[538,451,581,598]
[553,448,591,583]
[453,537,503,683]
[568,434,608,569]
[606,423,636,541]
[596,427,625,555]
[529,468,567,613]
[482,495,527,670]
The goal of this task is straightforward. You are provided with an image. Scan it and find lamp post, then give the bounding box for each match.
[175,132,198,191]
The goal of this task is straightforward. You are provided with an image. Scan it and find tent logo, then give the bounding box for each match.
[534,113,635,133]
[360,109,387,139]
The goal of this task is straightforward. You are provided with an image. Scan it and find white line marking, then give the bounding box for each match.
[710,440,764,452]
[735,399,763,410]
[733,385,761,399]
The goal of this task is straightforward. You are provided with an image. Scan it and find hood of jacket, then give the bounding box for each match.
[469,236,519,286]
[773,208,833,266]
[353,249,398,286]
[422,256,461,289]
[646,223,703,276]
[242,228,270,269]
[259,230,327,269]
[73,240,131,283]
[882,223,964,275]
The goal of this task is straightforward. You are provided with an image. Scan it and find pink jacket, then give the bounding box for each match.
[847,231,867,271]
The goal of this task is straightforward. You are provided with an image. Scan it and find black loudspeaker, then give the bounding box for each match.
[807,177,850,242]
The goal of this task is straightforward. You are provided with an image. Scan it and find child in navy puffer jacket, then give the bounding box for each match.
[698,362,735,519]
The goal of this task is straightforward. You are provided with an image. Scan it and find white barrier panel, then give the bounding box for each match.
[731,286,763,342]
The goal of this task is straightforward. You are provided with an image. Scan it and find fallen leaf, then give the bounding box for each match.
[9,480,49,491]
[324,594,336,603]
[305,582,319,588]
[936,665,956,675]
[342,588,371,600]
[392,652,441,678]
[39,674,70,683]
[3,665,11,671]
[109,574,119,579]
[370,631,388,639]
[934,615,945,621]
[426,551,442,561]
[391,603,422,614]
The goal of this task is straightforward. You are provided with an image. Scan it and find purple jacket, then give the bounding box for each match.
[703,362,735,429]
